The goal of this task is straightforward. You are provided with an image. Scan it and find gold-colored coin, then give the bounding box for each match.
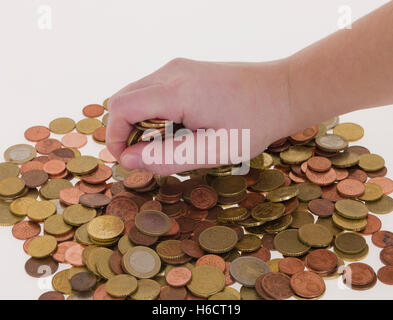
[366,194,393,214]
[266,185,299,202]
[335,199,368,220]
[66,156,99,175]
[156,240,185,260]
[297,182,322,202]
[290,210,315,229]
[26,235,57,258]
[127,128,143,146]
[102,113,109,126]
[52,270,73,294]
[27,200,56,221]
[96,248,116,280]
[76,118,102,135]
[10,197,37,216]
[263,214,293,233]
[316,217,342,236]
[118,234,134,255]
[4,144,36,164]
[26,188,39,200]
[334,231,366,254]
[251,202,285,222]
[209,291,239,300]
[331,151,359,168]
[358,154,385,172]
[237,217,265,228]
[333,122,364,142]
[321,116,339,130]
[358,182,383,201]
[218,207,248,222]
[0,162,19,180]
[75,223,93,245]
[0,205,24,226]
[111,164,132,181]
[298,223,333,247]
[267,258,282,273]
[85,246,113,276]
[63,204,97,226]
[44,214,73,236]
[130,279,161,300]
[49,117,76,134]
[187,265,225,298]
[0,177,25,197]
[280,146,312,164]
[274,229,311,257]
[250,152,273,169]
[334,244,369,262]
[251,169,285,192]
[332,212,367,231]
[106,274,138,297]
[211,176,247,197]
[40,178,73,200]
[199,226,238,254]
[240,286,263,300]
[103,98,109,110]
[235,234,261,252]
[87,215,124,241]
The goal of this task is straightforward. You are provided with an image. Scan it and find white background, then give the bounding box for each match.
[0,0,392,300]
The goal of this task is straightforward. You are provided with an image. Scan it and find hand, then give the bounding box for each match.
[106,58,293,175]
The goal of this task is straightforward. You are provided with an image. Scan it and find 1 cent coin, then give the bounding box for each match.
[290,271,326,298]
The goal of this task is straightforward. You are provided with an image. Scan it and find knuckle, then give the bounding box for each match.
[167,57,189,68]
[107,94,122,112]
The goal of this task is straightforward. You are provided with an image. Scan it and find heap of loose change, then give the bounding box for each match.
[1,100,393,301]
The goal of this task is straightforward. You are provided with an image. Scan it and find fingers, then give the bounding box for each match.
[106,84,184,162]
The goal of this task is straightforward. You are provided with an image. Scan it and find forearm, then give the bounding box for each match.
[287,1,393,131]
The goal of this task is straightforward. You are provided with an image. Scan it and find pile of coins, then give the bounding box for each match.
[1,99,393,300]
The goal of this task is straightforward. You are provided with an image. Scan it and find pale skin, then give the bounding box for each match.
[106,1,393,176]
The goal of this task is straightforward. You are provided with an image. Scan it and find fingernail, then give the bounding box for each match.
[121,154,144,169]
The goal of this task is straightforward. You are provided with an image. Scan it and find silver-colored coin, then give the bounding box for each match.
[321,116,340,130]
[229,256,270,287]
[315,134,348,152]
[4,144,36,164]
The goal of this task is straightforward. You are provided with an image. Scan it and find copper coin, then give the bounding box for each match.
[348,168,367,183]
[291,164,306,178]
[25,257,58,278]
[38,291,65,300]
[79,193,111,208]
[372,231,393,248]
[359,214,382,235]
[305,249,338,273]
[196,254,226,272]
[336,178,365,198]
[307,157,331,173]
[35,138,63,155]
[93,284,124,300]
[244,247,271,262]
[306,167,336,186]
[289,171,307,183]
[99,148,117,163]
[12,221,41,240]
[181,239,204,258]
[128,225,158,246]
[53,241,79,263]
[368,177,393,195]
[279,258,305,276]
[290,271,325,298]
[77,181,107,194]
[106,197,138,223]
[243,168,262,186]
[83,104,105,118]
[64,243,85,266]
[24,126,50,142]
[43,160,66,175]
[377,266,393,285]
[165,267,192,287]
[160,286,187,300]
[380,246,393,266]
[49,229,75,242]
[34,156,50,164]
[346,146,370,155]
[367,167,387,178]
[163,218,180,237]
[262,272,294,300]
[70,271,97,292]
[334,168,349,181]
[343,263,375,286]
[140,200,162,212]
[321,184,345,202]
[224,262,235,286]
[261,233,276,251]
[20,160,44,174]
[190,185,218,210]
[255,274,274,300]
[289,125,318,143]
[283,197,299,216]
[239,192,265,210]
[61,132,88,149]
[186,206,208,220]
[124,169,153,189]
[93,126,106,142]
[48,148,75,163]
[177,217,198,234]
[22,169,48,188]
[81,165,112,185]
[23,237,35,254]
[308,199,335,217]
[59,187,85,206]
[109,249,124,275]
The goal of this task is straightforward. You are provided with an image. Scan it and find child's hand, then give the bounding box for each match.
[106,58,293,175]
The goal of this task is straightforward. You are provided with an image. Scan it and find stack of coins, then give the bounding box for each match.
[1,98,393,301]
